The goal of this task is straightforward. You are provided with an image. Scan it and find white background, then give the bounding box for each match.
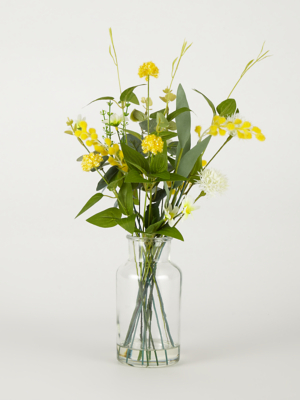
[1,0,300,399]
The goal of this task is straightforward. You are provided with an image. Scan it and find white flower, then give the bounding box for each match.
[76,114,86,127]
[197,168,228,196]
[103,113,128,127]
[182,196,200,220]
[164,204,179,227]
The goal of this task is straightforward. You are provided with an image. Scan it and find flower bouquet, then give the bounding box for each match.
[64,29,269,367]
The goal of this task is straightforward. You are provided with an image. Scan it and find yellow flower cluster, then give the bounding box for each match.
[209,115,265,141]
[81,153,103,172]
[75,121,128,172]
[138,62,159,81]
[142,134,164,155]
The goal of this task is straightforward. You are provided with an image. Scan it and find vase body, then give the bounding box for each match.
[116,236,182,368]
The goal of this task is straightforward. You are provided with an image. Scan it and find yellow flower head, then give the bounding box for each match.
[195,125,202,137]
[138,62,159,81]
[81,153,103,172]
[142,134,164,155]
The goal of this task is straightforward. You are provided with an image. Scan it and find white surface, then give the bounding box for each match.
[1,0,300,398]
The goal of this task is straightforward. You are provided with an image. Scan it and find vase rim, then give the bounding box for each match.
[126,235,172,243]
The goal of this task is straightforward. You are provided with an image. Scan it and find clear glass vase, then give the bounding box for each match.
[116,236,182,368]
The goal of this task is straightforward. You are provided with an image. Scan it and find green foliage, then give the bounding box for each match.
[193,89,216,116]
[175,84,191,151]
[125,170,149,183]
[156,225,184,241]
[139,118,157,133]
[150,143,168,174]
[116,215,136,234]
[120,84,145,103]
[125,130,142,140]
[130,109,145,122]
[145,204,160,229]
[126,133,143,155]
[118,183,133,215]
[158,131,177,141]
[121,143,149,174]
[96,166,118,191]
[167,107,191,122]
[177,136,211,178]
[216,99,237,117]
[86,96,114,106]
[150,109,165,119]
[145,220,165,234]
[87,207,122,228]
[75,193,104,218]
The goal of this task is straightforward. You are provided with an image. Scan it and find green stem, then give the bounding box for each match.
[204,135,232,170]
[147,76,150,135]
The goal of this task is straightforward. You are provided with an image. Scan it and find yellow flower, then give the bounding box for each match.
[202,160,207,167]
[209,114,265,142]
[81,153,103,172]
[104,138,112,146]
[142,134,164,155]
[108,144,120,155]
[209,116,227,136]
[138,62,159,81]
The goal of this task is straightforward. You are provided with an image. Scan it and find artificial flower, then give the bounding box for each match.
[197,168,228,196]
[138,62,159,81]
[164,204,179,227]
[142,134,164,155]
[182,196,200,219]
[81,153,103,172]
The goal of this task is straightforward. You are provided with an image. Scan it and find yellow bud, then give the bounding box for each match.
[252,126,261,134]
[91,133,98,140]
[237,130,245,139]
[256,133,266,141]
[94,145,103,153]
[219,128,226,136]
[241,121,251,129]
[118,150,124,160]
[121,164,128,172]
[74,130,81,137]
[108,156,118,166]
[234,118,242,125]
[105,138,112,146]
[195,125,202,136]
[86,140,93,147]
[79,121,87,131]
[226,122,235,131]
[166,181,172,188]
[202,160,207,167]
[80,133,88,140]
[89,128,96,134]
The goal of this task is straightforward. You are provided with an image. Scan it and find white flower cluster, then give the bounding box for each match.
[197,168,228,196]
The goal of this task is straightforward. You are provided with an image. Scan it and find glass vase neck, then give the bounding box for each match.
[127,236,172,263]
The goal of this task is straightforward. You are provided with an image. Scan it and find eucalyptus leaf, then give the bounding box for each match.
[75,193,104,218]
[167,107,191,122]
[176,84,191,151]
[130,109,146,122]
[139,118,157,133]
[177,136,211,178]
[150,109,165,119]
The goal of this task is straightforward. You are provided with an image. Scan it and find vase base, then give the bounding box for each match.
[117,340,180,368]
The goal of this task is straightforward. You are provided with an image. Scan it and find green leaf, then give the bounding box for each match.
[158,131,177,141]
[107,172,124,190]
[167,107,191,122]
[64,130,73,135]
[139,118,157,133]
[118,183,133,215]
[126,133,143,155]
[125,170,149,183]
[120,84,145,102]
[164,181,170,204]
[130,109,145,122]
[96,166,118,191]
[116,215,136,234]
[156,112,169,131]
[145,220,165,234]
[193,89,216,115]
[75,193,104,218]
[150,109,165,119]
[86,96,114,106]
[145,205,160,229]
[177,136,211,178]
[152,188,166,204]
[127,92,139,105]
[216,99,237,117]
[86,207,122,228]
[176,84,191,151]
[77,155,84,161]
[150,142,168,174]
[167,141,178,157]
[125,130,142,140]
[156,225,184,241]
[121,143,149,174]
